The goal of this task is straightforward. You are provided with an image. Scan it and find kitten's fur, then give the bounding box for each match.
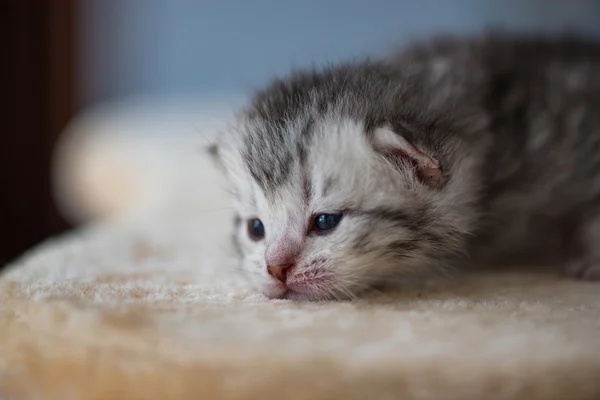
[212,33,600,301]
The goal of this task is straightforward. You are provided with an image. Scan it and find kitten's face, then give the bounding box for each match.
[217,116,472,301]
[214,65,482,301]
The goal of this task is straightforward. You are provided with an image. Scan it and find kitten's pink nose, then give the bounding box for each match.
[267,265,292,283]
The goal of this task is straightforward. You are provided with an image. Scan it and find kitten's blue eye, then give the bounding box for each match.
[247,218,265,241]
[313,212,343,233]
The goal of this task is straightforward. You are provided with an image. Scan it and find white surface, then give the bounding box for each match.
[52,96,244,224]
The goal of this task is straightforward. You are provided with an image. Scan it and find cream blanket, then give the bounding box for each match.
[1,98,599,400]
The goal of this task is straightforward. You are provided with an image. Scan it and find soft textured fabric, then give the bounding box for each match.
[2,219,600,400]
[1,99,600,400]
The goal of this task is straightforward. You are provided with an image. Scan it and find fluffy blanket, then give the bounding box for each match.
[1,98,599,400]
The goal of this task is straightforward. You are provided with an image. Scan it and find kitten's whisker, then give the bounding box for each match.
[192,121,223,144]
[217,185,237,197]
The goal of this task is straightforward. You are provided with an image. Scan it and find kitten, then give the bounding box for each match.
[210,33,600,301]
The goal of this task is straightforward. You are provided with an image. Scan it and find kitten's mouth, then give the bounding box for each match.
[275,270,336,301]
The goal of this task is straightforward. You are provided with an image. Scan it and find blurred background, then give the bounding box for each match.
[2,0,600,269]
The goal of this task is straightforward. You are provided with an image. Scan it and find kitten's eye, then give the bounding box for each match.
[313,212,343,233]
[247,218,265,241]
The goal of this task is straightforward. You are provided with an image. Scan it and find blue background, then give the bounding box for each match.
[78,0,600,105]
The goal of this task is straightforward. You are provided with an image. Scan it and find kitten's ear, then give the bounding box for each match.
[370,126,441,186]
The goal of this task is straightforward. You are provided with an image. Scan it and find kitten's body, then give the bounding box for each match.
[214,34,600,300]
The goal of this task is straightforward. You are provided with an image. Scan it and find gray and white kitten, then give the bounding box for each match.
[211,33,600,301]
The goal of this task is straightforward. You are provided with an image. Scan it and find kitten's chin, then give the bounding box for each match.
[266,284,355,302]
[260,281,288,299]
[258,273,357,301]
[282,290,342,302]
[260,285,338,301]
[259,281,341,301]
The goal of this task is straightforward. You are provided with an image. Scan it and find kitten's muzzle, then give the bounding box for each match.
[267,265,292,283]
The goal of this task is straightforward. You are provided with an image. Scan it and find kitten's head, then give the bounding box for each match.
[213,61,487,300]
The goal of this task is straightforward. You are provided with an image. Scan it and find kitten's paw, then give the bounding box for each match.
[565,259,600,281]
